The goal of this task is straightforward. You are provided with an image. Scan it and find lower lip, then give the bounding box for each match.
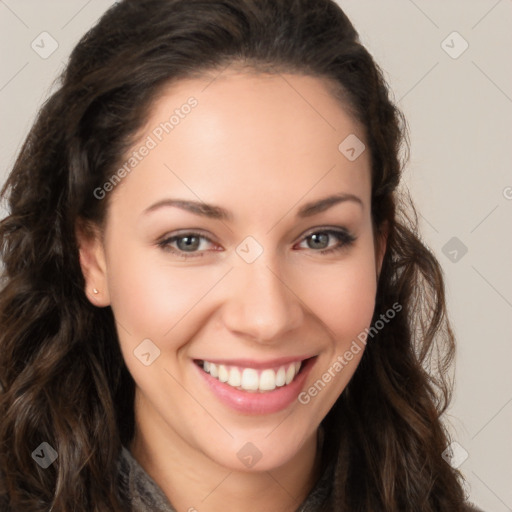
[195,358,316,415]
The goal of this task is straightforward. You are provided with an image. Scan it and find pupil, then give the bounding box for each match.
[310,233,328,249]
[178,236,199,251]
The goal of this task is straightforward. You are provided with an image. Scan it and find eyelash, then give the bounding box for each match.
[157,228,356,259]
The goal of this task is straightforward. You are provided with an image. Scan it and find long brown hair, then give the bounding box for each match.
[0,0,467,510]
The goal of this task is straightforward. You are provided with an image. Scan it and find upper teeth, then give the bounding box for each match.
[202,361,302,392]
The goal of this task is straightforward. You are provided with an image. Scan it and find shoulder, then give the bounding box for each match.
[117,445,176,512]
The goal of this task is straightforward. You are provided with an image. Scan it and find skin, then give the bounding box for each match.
[78,71,386,512]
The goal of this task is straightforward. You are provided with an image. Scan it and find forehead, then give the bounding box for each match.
[110,71,371,221]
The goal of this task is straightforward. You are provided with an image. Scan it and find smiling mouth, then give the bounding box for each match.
[194,359,310,393]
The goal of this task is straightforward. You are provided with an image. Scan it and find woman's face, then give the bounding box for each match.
[81,71,384,472]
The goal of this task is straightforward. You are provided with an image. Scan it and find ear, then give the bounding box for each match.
[75,219,111,307]
[374,220,389,281]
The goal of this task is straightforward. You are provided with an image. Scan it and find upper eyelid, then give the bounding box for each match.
[158,228,214,243]
[299,226,352,239]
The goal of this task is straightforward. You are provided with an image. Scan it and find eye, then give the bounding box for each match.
[296,228,356,255]
[157,232,217,259]
[157,227,356,259]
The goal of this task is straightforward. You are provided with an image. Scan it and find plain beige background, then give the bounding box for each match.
[1,1,511,510]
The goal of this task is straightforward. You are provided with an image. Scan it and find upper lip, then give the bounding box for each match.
[194,355,316,369]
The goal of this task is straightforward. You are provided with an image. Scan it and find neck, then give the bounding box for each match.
[129,400,323,512]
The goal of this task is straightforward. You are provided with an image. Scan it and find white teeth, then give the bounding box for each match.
[209,362,218,378]
[200,360,303,393]
[259,369,277,391]
[241,368,259,391]
[275,366,286,387]
[218,365,229,383]
[228,367,241,387]
[285,364,295,385]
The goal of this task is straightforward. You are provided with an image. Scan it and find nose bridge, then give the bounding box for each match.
[222,247,303,342]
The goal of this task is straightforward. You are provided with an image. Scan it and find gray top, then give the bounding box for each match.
[116,445,332,511]
[116,445,485,512]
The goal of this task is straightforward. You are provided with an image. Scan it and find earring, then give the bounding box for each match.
[93,288,99,295]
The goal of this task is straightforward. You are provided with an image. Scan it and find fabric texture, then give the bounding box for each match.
[116,444,485,512]
[116,444,333,511]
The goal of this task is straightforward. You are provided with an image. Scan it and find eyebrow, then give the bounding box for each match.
[142,193,363,220]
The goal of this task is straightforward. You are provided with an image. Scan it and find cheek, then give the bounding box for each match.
[106,244,218,336]
[294,244,378,344]
[105,249,219,391]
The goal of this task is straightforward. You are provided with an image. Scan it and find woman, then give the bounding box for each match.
[0,0,484,510]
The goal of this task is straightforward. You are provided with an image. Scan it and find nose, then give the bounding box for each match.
[220,255,304,344]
